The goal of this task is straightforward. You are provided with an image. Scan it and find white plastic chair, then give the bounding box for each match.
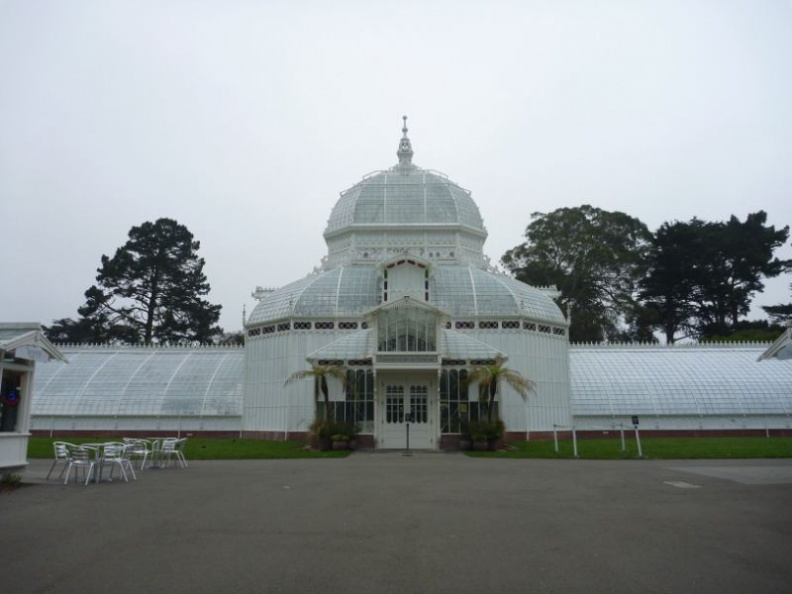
[122,438,151,470]
[101,442,137,482]
[159,438,188,468]
[63,445,98,485]
[46,441,74,481]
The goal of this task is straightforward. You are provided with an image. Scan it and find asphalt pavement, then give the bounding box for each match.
[3,453,792,594]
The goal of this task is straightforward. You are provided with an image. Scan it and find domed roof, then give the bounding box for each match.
[247,118,566,330]
[247,264,566,326]
[325,168,485,234]
[324,117,485,236]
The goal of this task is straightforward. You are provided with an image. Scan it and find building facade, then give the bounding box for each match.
[28,123,792,447]
[243,119,570,448]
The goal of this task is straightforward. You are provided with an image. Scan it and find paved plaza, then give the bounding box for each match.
[3,454,792,594]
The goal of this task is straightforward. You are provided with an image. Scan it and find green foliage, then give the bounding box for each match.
[641,212,790,343]
[0,472,23,491]
[762,280,792,324]
[468,419,505,442]
[701,320,786,343]
[285,364,349,421]
[470,437,792,459]
[309,419,359,440]
[502,205,652,342]
[217,331,245,346]
[28,437,349,460]
[45,218,223,345]
[466,360,534,422]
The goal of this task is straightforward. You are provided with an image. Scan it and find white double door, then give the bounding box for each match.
[378,374,436,450]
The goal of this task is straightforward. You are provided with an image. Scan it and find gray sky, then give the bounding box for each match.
[2,0,790,334]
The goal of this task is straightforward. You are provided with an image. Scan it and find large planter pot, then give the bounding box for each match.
[458,438,472,451]
[488,438,504,451]
[472,440,489,452]
[332,440,348,451]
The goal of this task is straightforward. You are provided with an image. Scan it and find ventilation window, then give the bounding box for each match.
[455,321,474,329]
[293,321,312,330]
[315,321,335,330]
[502,321,520,329]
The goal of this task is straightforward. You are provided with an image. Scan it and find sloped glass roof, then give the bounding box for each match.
[570,345,792,417]
[442,330,506,360]
[31,347,244,418]
[247,264,565,325]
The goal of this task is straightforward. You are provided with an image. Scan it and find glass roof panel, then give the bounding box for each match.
[570,346,792,417]
[32,348,244,418]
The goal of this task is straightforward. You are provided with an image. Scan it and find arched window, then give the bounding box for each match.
[383,259,429,302]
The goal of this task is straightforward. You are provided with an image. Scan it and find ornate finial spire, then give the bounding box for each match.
[397,115,414,168]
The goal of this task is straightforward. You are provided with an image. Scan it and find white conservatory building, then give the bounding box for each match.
[28,122,792,448]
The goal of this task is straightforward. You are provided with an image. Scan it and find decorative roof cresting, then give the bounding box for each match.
[397,115,414,169]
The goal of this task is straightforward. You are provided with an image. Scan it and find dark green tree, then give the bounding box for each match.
[641,212,789,342]
[760,242,792,326]
[46,218,223,345]
[502,205,653,342]
[698,212,789,334]
[762,288,792,325]
[44,314,138,345]
[639,219,709,343]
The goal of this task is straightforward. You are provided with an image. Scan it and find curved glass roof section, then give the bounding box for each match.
[247,267,381,324]
[570,345,792,417]
[248,264,565,325]
[433,266,566,322]
[32,348,244,418]
[325,168,485,235]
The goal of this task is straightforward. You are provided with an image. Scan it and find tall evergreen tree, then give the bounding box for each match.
[45,218,223,344]
[640,212,789,342]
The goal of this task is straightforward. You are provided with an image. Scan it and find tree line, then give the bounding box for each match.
[502,206,791,343]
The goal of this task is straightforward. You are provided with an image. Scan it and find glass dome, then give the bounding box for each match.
[247,117,566,328]
[247,263,566,325]
[322,118,488,269]
[325,168,485,234]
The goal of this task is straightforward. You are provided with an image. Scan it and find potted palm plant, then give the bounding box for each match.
[467,358,534,449]
[286,364,349,451]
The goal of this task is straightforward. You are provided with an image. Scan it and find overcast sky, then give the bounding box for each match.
[1,0,790,334]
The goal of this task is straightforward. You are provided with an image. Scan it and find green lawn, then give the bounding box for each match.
[28,436,792,460]
[469,437,792,459]
[28,437,349,460]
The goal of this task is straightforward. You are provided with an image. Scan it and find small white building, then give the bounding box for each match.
[0,323,66,472]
